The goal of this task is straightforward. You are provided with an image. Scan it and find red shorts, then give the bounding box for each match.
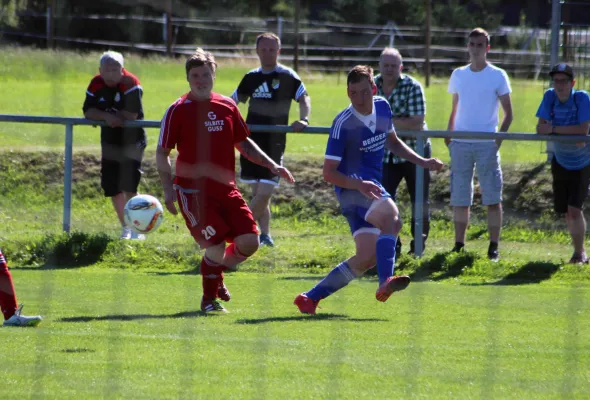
[176,188,258,248]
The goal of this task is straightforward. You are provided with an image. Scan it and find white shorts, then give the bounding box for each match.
[449,141,503,207]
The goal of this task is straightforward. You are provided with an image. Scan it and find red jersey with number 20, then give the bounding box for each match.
[159,92,250,197]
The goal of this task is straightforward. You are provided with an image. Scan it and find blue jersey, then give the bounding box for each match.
[325,97,394,195]
[536,88,590,170]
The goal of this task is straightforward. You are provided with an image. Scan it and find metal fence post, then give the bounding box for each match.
[547,0,562,162]
[414,136,425,257]
[63,123,73,233]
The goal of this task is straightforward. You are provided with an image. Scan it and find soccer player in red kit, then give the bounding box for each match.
[157,48,295,313]
[0,249,42,326]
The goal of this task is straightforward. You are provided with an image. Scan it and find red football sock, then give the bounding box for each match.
[223,243,248,269]
[0,250,18,320]
[200,257,226,301]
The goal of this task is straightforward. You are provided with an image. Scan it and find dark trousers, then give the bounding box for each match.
[381,143,431,252]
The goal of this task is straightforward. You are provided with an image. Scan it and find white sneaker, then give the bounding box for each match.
[3,304,42,327]
[130,231,146,240]
[120,227,132,239]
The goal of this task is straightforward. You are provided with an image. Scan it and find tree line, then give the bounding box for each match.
[0,0,558,51]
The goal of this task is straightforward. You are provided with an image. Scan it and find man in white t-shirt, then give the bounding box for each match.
[446,27,513,261]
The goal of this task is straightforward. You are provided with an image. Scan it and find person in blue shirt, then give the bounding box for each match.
[536,63,590,264]
[294,65,443,314]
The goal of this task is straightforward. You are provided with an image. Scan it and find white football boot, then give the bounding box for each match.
[3,304,42,327]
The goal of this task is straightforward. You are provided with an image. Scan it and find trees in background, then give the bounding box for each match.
[1,0,555,50]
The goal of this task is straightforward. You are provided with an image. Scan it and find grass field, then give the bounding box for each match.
[0,48,589,399]
[1,269,589,399]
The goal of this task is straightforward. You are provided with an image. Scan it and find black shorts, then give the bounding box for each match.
[100,142,146,197]
[239,131,286,185]
[551,158,590,213]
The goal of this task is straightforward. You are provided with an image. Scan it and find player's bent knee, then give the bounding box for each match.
[234,233,259,256]
[380,217,402,236]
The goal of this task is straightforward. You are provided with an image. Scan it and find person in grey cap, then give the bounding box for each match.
[536,63,590,264]
[83,51,147,240]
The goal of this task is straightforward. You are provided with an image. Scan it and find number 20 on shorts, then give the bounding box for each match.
[202,226,216,240]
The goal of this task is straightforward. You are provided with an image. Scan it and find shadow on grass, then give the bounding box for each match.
[405,251,562,285]
[148,269,200,276]
[278,276,326,281]
[467,226,488,240]
[236,313,387,324]
[409,252,477,282]
[61,348,96,353]
[408,252,448,281]
[57,310,208,323]
[472,261,561,286]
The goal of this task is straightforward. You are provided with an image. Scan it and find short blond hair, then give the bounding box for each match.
[185,48,217,76]
[256,32,281,48]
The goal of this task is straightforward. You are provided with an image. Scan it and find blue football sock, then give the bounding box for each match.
[376,234,397,285]
[306,261,355,301]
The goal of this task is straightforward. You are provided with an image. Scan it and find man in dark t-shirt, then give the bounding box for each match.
[83,51,147,240]
[231,32,311,246]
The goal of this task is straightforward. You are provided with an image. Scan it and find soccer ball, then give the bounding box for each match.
[124,194,164,234]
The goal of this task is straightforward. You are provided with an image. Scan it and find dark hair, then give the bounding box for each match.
[468,27,490,46]
[347,65,374,86]
[256,32,281,48]
[185,48,217,77]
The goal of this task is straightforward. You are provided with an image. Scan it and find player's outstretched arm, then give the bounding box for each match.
[156,146,178,215]
[386,131,444,171]
[235,138,295,183]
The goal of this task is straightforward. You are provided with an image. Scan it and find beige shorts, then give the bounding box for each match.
[449,141,503,206]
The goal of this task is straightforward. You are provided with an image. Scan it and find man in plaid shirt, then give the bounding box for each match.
[375,47,431,255]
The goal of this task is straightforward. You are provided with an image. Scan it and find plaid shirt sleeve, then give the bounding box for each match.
[385,76,428,164]
[406,80,426,117]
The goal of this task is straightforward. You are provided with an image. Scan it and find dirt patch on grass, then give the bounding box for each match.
[4,151,560,218]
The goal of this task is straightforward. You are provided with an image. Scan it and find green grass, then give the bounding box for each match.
[1,269,589,399]
[0,47,550,163]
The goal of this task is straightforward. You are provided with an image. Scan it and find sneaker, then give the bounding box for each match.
[376,275,411,302]
[217,282,231,302]
[201,298,228,313]
[568,253,589,264]
[487,242,499,262]
[487,248,500,262]
[3,304,42,327]
[260,233,275,247]
[130,231,146,240]
[294,293,319,315]
[120,227,132,240]
[451,242,464,253]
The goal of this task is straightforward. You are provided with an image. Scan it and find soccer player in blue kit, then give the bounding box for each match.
[294,65,443,314]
